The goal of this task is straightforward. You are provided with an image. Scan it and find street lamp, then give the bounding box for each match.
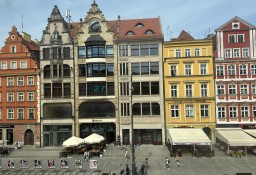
[130,74,136,175]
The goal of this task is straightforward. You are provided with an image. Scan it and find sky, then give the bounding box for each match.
[1,0,256,48]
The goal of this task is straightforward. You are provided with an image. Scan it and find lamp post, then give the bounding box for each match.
[130,74,136,175]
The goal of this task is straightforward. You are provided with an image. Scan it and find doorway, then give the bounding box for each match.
[24,129,34,145]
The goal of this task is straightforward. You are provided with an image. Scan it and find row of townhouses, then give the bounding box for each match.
[0,2,256,147]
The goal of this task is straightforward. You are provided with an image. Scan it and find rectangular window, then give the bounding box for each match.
[229,106,237,118]
[201,84,208,97]
[79,64,86,77]
[218,107,225,118]
[7,77,14,86]
[7,93,14,102]
[131,45,139,56]
[217,85,225,95]
[251,64,256,75]
[225,49,231,58]
[78,46,86,58]
[27,77,34,86]
[228,65,236,75]
[52,83,62,97]
[17,108,24,119]
[11,46,16,53]
[200,64,207,75]
[171,85,177,97]
[171,105,179,118]
[175,49,181,57]
[216,66,224,76]
[228,84,236,95]
[106,45,114,57]
[120,103,130,116]
[107,64,114,76]
[151,82,159,95]
[240,84,248,95]
[7,108,14,119]
[0,108,2,119]
[252,85,256,94]
[119,44,128,57]
[20,61,27,69]
[44,83,51,98]
[140,44,149,56]
[17,92,24,102]
[10,61,17,69]
[186,84,192,97]
[150,62,159,74]
[28,92,34,101]
[141,82,150,95]
[170,65,177,76]
[241,106,249,117]
[53,47,61,59]
[253,106,256,118]
[239,65,247,75]
[107,82,114,95]
[43,48,50,59]
[150,44,158,55]
[63,47,70,59]
[141,62,149,75]
[120,82,129,96]
[201,105,209,118]
[64,83,71,97]
[228,35,236,43]
[119,63,129,76]
[242,48,249,58]
[185,64,192,75]
[233,48,240,58]
[131,63,140,75]
[186,105,194,118]
[185,49,190,57]
[17,77,24,86]
[79,83,87,96]
[195,48,200,56]
[1,62,7,69]
[142,103,150,115]
[237,34,244,43]
[28,108,34,119]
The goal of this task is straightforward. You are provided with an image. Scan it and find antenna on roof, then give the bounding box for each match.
[21,15,24,32]
[66,9,72,23]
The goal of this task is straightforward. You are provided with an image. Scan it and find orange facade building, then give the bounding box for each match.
[0,26,40,146]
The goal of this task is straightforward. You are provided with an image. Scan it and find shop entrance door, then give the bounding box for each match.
[24,129,34,145]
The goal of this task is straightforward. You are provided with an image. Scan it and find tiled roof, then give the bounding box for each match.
[23,40,39,51]
[108,17,163,41]
[174,30,195,41]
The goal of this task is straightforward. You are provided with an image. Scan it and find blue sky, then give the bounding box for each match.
[1,0,256,48]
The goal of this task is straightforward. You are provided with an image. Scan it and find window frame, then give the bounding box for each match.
[218,106,226,118]
[171,105,179,118]
[7,108,14,119]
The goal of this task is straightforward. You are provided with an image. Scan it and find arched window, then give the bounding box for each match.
[44,65,50,78]
[145,30,154,34]
[135,23,144,28]
[126,31,135,36]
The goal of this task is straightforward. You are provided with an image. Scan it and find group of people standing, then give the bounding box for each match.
[165,153,181,169]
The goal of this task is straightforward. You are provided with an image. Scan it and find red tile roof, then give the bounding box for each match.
[23,40,39,51]
[175,30,195,41]
[108,17,163,41]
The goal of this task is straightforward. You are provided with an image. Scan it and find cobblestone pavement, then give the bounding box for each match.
[0,144,256,175]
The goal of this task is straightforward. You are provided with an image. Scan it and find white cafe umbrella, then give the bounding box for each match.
[84,133,105,144]
[62,136,84,147]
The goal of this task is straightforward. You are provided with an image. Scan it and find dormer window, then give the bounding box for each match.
[126,31,135,36]
[135,23,144,28]
[145,30,154,34]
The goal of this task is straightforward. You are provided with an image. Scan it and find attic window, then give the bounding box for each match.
[126,31,135,36]
[232,22,240,29]
[145,30,154,34]
[135,23,144,28]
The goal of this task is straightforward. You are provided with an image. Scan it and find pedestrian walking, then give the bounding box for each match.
[145,157,149,169]
[175,154,180,167]
[84,151,89,161]
[125,150,129,160]
[126,164,130,175]
[164,157,170,169]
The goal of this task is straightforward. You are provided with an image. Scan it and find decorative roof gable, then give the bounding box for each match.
[48,5,64,22]
[175,30,194,41]
[215,16,255,31]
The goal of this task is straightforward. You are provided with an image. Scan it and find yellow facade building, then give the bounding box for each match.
[163,31,215,141]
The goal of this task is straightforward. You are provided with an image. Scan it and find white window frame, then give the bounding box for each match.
[186,84,193,97]
[27,92,34,101]
[17,108,24,119]
[217,85,225,95]
[185,64,192,75]
[216,65,224,76]
[227,65,236,75]
[201,84,208,97]
[239,65,247,75]
[17,92,24,102]
[20,61,27,69]
[200,64,207,75]
[228,34,236,43]
[175,49,181,57]
[218,107,225,118]
[251,64,256,75]
[28,108,35,119]
[252,84,256,94]
[171,105,179,118]
[17,76,24,86]
[10,61,17,69]
[237,34,244,43]
[27,76,34,86]
[170,65,177,76]
[195,48,200,57]
[185,49,190,57]
[233,48,240,58]
[186,105,194,118]
[253,106,256,118]
[1,62,7,69]
[7,93,14,102]
[7,108,14,119]
[240,84,248,95]
[242,48,249,58]
[0,108,2,120]
[241,106,249,118]
[201,104,209,118]
[228,84,236,95]
[170,84,178,97]
[225,49,232,58]
[11,46,16,53]
[7,77,14,86]
[229,106,237,118]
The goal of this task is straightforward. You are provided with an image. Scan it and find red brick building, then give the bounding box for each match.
[0,26,40,146]
[214,16,256,128]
